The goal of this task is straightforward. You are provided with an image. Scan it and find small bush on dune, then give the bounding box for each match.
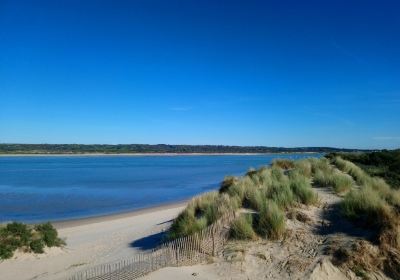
[256,201,286,240]
[230,214,256,240]
[0,222,63,260]
[35,222,63,247]
[30,239,45,254]
[5,222,32,247]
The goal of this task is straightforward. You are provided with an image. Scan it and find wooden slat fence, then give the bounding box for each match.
[68,211,235,280]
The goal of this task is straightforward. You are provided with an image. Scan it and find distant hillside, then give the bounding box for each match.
[0,144,370,154]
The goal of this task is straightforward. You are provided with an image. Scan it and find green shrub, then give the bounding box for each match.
[5,222,32,247]
[230,214,256,240]
[0,243,14,259]
[35,222,62,247]
[256,201,285,239]
[0,222,63,259]
[30,239,45,253]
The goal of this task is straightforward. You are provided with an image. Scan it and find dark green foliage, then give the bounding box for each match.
[327,150,400,189]
[30,239,45,254]
[0,243,14,259]
[35,222,63,247]
[0,222,64,260]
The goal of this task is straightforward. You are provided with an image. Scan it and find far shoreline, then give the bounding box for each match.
[0,152,322,157]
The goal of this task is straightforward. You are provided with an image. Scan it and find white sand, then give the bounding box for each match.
[0,204,185,280]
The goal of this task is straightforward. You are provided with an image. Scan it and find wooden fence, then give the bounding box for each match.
[68,211,236,280]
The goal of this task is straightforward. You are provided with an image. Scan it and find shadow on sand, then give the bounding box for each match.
[314,199,376,242]
[130,232,167,251]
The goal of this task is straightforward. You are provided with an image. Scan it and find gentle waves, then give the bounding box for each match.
[0,154,322,223]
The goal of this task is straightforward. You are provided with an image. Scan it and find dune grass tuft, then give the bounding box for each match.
[289,171,317,205]
[256,201,286,240]
[230,214,256,240]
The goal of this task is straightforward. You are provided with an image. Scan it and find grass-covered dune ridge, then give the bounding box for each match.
[169,154,400,278]
[0,222,64,260]
[169,158,324,240]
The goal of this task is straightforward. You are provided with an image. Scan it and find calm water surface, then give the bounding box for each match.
[0,154,322,222]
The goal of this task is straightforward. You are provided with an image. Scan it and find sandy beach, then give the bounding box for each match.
[0,202,186,280]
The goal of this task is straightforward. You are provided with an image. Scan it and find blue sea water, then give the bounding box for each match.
[0,154,322,223]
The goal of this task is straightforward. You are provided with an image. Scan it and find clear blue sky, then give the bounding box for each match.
[1,1,399,149]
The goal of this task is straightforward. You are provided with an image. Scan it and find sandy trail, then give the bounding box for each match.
[0,203,185,280]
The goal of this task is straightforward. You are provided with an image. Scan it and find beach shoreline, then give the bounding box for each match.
[0,201,187,280]
[52,200,188,229]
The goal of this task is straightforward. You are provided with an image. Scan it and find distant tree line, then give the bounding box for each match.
[0,143,370,154]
